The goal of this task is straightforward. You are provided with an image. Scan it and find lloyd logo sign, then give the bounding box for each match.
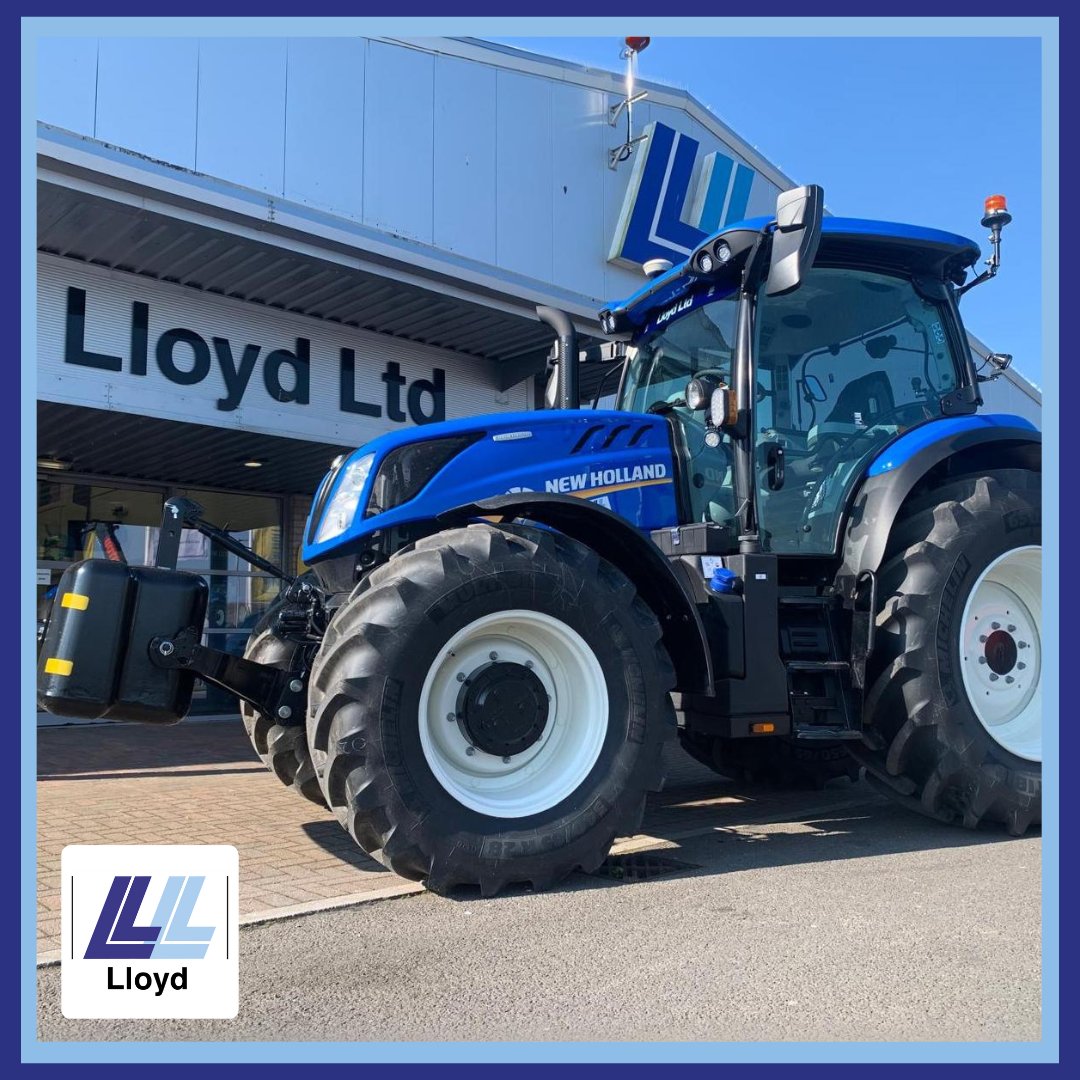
[62,844,239,1019]
[609,121,760,269]
[64,286,446,425]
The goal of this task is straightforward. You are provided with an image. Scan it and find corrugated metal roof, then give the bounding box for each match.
[38,402,349,495]
[37,182,555,367]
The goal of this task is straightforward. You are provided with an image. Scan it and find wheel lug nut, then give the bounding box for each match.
[1005,676,1015,684]
[446,712,456,722]
[456,672,466,682]
[1007,624,1016,633]
[1019,641,1028,649]
[979,635,987,643]
[489,651,498,661]
[991,622,1001,630]
[525,660,534,669]
[1017,662,1026,671]
[978,657,987,665]
[989,673,999,682]
[502,756,511,764]
[465,746,476,756]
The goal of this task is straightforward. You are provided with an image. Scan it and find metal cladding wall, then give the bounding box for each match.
[36,37,782,306]
[977,370,1042,428]
[36,36,1041,424]
[38,255,528,445]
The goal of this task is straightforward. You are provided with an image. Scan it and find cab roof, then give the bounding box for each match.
[604,216,981,331]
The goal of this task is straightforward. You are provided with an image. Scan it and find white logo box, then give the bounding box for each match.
[61,844,239,1020]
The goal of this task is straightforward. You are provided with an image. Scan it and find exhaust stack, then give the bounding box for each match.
[536,306,579,411]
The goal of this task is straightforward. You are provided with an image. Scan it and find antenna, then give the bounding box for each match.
[609,37,651,169]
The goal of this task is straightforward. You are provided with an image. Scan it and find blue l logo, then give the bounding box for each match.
[84,875,215,960]
[609,121,757,268]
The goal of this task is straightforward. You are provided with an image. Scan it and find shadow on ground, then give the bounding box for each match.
[299,819,389,874]
[37,718,260,779]
[437,772,1037,903]
[292,739,1036,902]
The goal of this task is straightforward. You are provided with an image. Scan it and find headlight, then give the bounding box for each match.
[367,435,479,516]
[314,452,375,544]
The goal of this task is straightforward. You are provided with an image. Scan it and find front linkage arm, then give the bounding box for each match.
[148,496,325,722]
[149,626,309,724]
[155,496,295,583]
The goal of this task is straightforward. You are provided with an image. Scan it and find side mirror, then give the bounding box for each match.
[766,184,824,297]
[803,374,828,402]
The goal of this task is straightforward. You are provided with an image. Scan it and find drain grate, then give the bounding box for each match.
[588,852,699,882]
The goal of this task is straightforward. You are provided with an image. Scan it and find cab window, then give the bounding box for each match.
[754,267,961,553]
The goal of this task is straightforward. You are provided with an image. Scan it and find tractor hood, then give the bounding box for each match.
[302,410,678,563]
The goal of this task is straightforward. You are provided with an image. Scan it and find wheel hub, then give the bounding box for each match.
[457,661,549,757]
[983,628,1018,676]
[418,610,609,818]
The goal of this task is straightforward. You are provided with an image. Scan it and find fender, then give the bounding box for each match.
[835,415,1041,598]
[438,493,714,695]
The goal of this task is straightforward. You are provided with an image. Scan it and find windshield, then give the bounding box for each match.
[618,293,741,532]
[618,292,738,414]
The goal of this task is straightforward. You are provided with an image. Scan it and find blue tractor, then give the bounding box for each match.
[39,187,1041,895]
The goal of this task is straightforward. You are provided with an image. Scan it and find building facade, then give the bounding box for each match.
[35,36,1041,719]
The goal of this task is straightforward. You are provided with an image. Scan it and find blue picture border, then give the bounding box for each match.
[16,7,1063,1067]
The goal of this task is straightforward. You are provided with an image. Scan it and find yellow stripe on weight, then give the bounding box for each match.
[44,658,73,677]
[60,592,90,610]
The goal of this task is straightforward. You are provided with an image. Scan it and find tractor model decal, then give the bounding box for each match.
[543,462,671,499]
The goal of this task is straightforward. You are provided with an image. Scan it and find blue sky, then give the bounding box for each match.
[494,36,1044,386]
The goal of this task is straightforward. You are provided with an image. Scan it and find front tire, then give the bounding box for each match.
[240,594,324,807]
[307,523,676,895]
[855,469,1041,834]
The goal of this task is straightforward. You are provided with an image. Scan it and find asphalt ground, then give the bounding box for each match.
[38,755,1041,1044]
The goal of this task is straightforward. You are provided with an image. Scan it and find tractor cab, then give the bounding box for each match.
[601,209,984,556]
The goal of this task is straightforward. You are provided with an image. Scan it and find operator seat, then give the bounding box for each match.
[806,371,896,451]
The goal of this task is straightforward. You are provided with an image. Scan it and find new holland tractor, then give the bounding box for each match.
[38,186,1042,895]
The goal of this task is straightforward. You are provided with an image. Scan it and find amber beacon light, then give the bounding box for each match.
[982,193,1012,228]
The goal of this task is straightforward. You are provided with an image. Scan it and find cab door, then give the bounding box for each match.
[752,266,962,554]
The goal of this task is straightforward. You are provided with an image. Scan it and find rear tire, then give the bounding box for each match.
[240,591,324,807]
[854,469,1041,834]
[679,731,860,788]
[307,523,676,896]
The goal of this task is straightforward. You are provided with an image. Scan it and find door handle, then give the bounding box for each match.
[765,443,785,491]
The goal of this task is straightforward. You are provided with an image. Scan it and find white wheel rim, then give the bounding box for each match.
[959,545,1041,762]
[418,610,609,818]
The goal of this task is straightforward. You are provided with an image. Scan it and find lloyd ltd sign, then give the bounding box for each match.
[38,256,527,445]
[64,286,445,425]
[609,121,763,269]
